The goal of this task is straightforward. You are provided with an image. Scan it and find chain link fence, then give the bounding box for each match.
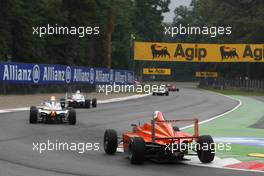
[199,78,264,91]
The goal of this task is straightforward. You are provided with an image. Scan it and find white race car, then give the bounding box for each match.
[29,96,76,125]
[61,90,97,108]
[152,87,169,96]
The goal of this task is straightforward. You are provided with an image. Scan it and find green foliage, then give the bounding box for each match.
[170,0,264,79]
[133,0,170,41]
[0,0,169,70]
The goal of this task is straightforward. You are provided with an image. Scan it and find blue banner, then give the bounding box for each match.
[0,62,134,85]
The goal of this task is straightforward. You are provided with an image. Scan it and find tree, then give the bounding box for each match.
[133,0,170,41]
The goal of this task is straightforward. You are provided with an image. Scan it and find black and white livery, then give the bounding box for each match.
[61,90,97,108]
[152,87,169,96]
[29,96,76,125]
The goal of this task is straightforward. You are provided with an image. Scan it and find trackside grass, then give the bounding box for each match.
[184,95,264,162]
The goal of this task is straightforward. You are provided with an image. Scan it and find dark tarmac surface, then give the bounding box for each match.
[0,87,262,176]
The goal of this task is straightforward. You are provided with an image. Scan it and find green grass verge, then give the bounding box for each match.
[217,144,264,162]
[203,88,264,96]
[183,95,264,162]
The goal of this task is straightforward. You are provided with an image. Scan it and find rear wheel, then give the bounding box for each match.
[29,106,38,124]
[68,101,73,108]
[92,98,97,108]
[85,99,90,108]
[129,137,145,164]
[165,92,169,96]
[152,92,156,96]
[68,109,76,125]
[197,135,215,163]
[104,129,118,154]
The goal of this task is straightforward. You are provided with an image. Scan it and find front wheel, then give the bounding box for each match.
[68,101,73,108]
[104,129,118,154]
[85,99,90,108]
[129,137,145,164]
[68,109,76,125]
[92,98,97,108]
[197,135,215,163]
[29,106,38,124]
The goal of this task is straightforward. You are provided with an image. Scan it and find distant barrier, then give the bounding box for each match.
[0,62,134,85]
[199,78,264,91]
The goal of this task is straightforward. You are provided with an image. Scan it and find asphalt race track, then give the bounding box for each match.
[0,87,262,176]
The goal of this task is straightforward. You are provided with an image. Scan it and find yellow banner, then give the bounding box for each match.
[134,42,264,62]
[195,72,218,78]
[143,68,171,75]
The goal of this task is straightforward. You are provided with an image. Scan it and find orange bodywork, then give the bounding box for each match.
[123,111,199,151]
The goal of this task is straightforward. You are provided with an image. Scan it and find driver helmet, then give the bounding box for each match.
[50,96,56,102]
[76,90,81,94]
[152,111,165,121]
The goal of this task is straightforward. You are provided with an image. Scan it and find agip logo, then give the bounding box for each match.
[135,42,264,62]
[219,45,264,61]
[151,44,170,59]
[220,46,239,60]
[32,64,40,84]
[149,43,207,61]
[242,45,264,61]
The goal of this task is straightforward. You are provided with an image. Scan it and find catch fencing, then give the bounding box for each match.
[199,78,264,91]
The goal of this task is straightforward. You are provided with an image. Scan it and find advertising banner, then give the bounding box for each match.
[143,68,171,75]
[134,42,264,62]
[0,62,134,85]
[195,72,219,78]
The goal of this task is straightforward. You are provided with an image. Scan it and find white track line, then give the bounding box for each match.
[180,90,264,173]
[180,90,242,130]
[0,94,151,114]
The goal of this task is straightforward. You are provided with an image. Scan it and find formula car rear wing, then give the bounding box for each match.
[151,119,199,143]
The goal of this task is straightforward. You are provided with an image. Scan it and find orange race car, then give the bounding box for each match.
[104,111,215,164]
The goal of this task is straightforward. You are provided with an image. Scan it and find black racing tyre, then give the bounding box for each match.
[92,98,97,108]
[165,92,169,96]
[197,135,215,163]
[85,99,91,108]
[173,126,180,131]
[129,137,145,164]
[29,106,38,124]
[176,88,180,92]
[68,101,73,108]
[152,92,156,96]
[68,109,76,125]
[104,129,118,154]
